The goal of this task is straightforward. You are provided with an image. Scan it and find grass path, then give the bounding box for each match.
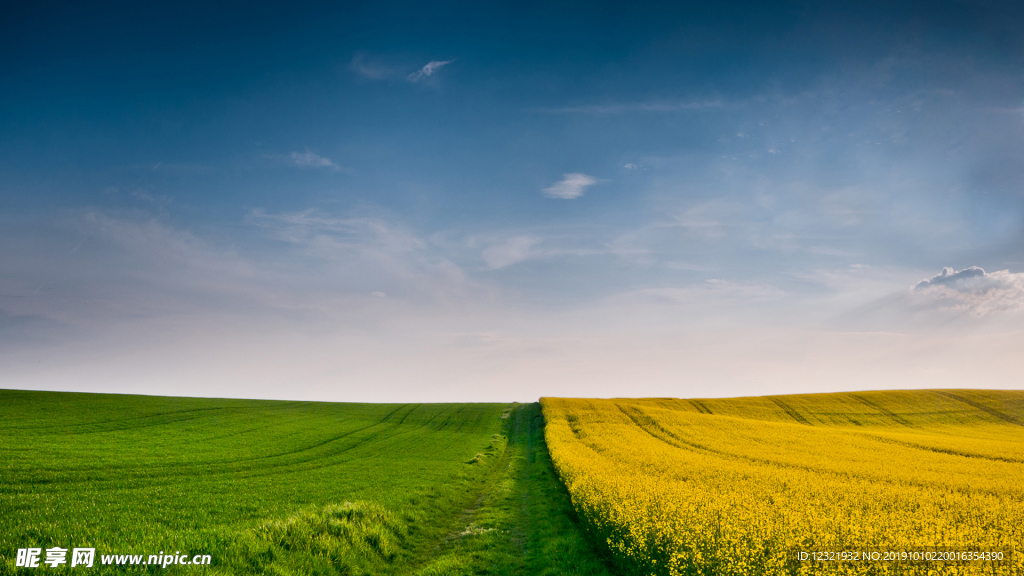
[412,403,615,576]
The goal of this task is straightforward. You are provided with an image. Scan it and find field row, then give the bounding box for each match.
[542,390,1024,576]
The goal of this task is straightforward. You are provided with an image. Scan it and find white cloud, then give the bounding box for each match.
[670,199,750,239]
[246,209,486,305]
[289,150,339,170]
[0,208,490,337]
[351,54,453,84]
[673,213,725,238]
[623,281,783,309]
[6,212,1024,402]
[350,53,394,80]
[249,209,426,261]
[839,266,1024,331]
[0,211,265,328]
[910,266,1024,316]
[407,60,453,82]
[473,229,650,270]
[481,236,539,269]
[539,100,725,114]
[543,173,598,199]
[914,266,986,289]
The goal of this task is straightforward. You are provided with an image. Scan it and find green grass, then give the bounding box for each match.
[0,390,613,575]
[413,403,614,576]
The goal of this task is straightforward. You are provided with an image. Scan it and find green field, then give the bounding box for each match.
[0,390,612,575]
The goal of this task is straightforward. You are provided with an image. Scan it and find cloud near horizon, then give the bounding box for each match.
[543,173,598,199]
[910,267,1024,316]
[838,266,1024,331]
[4,210,1024,402]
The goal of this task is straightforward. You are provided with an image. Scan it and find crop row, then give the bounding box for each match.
[542,391,1024,576]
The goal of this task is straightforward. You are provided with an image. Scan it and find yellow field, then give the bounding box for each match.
[541,390,1024,575]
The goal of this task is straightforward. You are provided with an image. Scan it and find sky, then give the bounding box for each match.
[2,0,1023,402]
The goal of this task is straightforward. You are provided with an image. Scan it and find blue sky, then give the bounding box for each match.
[2,1,1023,401]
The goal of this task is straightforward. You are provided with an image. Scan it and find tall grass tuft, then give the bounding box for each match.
[221,502,407,575]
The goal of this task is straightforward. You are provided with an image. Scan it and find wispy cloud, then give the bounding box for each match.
[289,150,340,170]
[539,100,725,114]
[349,52,395,80]
[629,280,782,305]
[350,53,453,84]
[985,106,1024,115]
[481,236,539,269]
[249,209,423,253]
[477,233,646,270]
[247,209,485,304]
[672,208,728,238]
[407,60,453,82]
[543,173,598,199]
